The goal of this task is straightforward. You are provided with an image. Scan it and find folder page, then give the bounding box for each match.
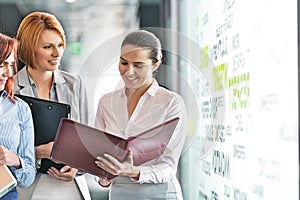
[126,117,179,165]
[51,119,128,180]
[51,117,179,179]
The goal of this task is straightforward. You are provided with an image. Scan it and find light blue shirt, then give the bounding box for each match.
[0,91,36,188]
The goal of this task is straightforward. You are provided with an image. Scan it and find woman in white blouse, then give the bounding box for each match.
[95,30,187,200]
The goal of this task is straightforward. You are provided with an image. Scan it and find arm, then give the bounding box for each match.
[95,92,187,184]
[0,146,21,168]
[136,94,187,184]
[46,75,87,181]
[35,141,53,160]
[95,152,140,180]
[45,74,86,181]
[11,103,36,188]
[78,75,89,125]
[95,97,105,129]
[34,142,78,181]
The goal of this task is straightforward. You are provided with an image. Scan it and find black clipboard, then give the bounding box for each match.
[15,94,71,174]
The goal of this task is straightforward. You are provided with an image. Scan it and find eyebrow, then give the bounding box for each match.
[120,57,146,65]
[3,61,15,64]
[42,41,63,45]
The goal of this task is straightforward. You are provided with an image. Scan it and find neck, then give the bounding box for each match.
[125,82,153,119]
[125,79,154,98]
[126,84,148,98]
[27,66,53,88]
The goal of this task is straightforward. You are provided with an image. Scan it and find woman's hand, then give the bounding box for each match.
[35,141,54,160]
[97,177,113,187]
[95,151,140,180]
[0,145,21,168]
[47,165,77,182]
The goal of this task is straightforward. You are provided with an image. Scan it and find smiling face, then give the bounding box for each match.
[0,51,15,91]
[33,29,64,72]
[119,45,160,92]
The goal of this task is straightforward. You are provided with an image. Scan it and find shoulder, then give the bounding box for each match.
[14,67,29,88]
[157,86,184,102]
[99,89,123,103]
[57,69,78,78]
[15,66,27,77]
[6,96,32,122]
[13,97,33,128]
[14,96,31,113]
[56,70,82,84]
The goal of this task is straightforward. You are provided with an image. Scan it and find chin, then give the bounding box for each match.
[49,65,59,71]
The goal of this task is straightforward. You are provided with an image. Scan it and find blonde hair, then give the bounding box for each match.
[16,12,66,69]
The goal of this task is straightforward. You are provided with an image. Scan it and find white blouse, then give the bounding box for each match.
[95,80,187,199]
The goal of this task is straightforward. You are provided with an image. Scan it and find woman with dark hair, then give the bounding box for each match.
[14,11,89,199]
[0,32,36,200]
[95,30,187,200]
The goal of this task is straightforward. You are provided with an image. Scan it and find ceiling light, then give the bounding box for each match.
[65,0,76,4]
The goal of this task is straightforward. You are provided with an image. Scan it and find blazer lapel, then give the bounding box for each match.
[54,70,69,104]
[15,67,35,96]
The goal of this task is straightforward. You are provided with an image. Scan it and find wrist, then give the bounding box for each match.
[98,178,112,188]
[35,142,52,159]
[11,153,21,169]
[35,146,47,159]
[129,166,140,180]
[75,170,86,177]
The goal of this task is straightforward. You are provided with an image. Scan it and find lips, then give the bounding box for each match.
[126,76,138,81]
[49,59,60,65]
[0,78,7,85]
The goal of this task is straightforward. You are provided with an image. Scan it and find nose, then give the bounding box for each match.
[52,47,60,57]
[3,65,13,77]
[125,65,135,75]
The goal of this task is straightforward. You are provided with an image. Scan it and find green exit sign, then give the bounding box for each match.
[68,42,82,54]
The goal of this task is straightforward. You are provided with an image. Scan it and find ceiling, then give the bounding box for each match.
[3,0,140,40]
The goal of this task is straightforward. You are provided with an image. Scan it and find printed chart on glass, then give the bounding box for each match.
[179,0,298,199]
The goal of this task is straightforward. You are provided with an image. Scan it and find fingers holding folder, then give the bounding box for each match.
[51,117,179,180]
[95,151,140,179]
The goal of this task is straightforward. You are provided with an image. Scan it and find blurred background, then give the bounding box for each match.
[0,0,185,108]
[0,0,140,74]
[0,0,298,200]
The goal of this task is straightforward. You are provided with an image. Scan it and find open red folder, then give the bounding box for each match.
[50,117,179,180]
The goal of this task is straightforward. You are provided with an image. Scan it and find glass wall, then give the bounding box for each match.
[178,0,298,200]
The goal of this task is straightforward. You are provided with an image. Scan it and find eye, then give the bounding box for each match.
[58,43,64,48]
[43,45,51,49]
[134,65,143,69]
[121,61,128,65]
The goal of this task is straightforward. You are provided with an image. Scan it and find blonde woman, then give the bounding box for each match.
[14,12,89,199]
